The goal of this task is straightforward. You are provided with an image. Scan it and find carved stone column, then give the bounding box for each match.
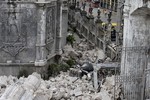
[60,0,68,48]
[35,2,47,66]
[121,4,130,74]
[55,0,62,55]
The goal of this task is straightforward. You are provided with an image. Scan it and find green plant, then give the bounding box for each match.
[66,59,75,67]
[66,35,75,46]
[47,61,75,77]
[18,69,28,78]
[59,63,70,72]
[47,63,60,77]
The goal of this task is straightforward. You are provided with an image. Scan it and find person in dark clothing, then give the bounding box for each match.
[89,7,93,14]
[80,62,94,76]
[111,26,116,41]
[82,1,86,10]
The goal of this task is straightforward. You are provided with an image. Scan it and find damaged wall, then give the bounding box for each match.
[121,0,150,99]
[0,0,68,76]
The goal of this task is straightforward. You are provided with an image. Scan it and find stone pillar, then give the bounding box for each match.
[93,67,98,90]
[103,35,106,54]
[116,0,124,32]
[88,15,94,45]
[56,0,62,55]
[121,2,130,74]
[35,2,47,66]
[95,8,102,48]
[60,0,68,48]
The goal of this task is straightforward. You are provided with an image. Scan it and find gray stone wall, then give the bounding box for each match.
[120,0,150,99]
[0,0,68,76]
[121,0,150,75]
[0,3,37,63]
[60,0,68,48]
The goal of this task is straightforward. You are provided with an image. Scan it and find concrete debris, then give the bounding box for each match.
[0,35,119,100]
[62,44,80,61]
[74,88,82,97]
[82,48,105,63]
[0,75,18,97]
[0,72,120,100]
[104,57,112,62]
[62,42,106,64]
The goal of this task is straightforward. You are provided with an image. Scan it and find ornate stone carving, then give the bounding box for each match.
[124,6,130,17]
[1,8,27,57]
[46,6,56,53]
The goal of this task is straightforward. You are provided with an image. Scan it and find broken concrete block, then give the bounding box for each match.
[0,85,17,99]
[20,91,33,100]
[64,92,70,99]
[9,86,25,100]
[33,93,49,100]
[92,93,102,100]
[74,88,82,97]
[23,73,41,91]
[0,71,118,100]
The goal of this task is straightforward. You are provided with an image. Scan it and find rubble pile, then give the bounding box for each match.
[62,44,80,61]
[99,76,122,100]
[62,42,106,64]
[0,72,120,100]
[0,76,18,97]
[0,35,120,100]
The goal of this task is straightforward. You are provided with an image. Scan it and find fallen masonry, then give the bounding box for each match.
[0,38,121,100]
[0,72,121,100]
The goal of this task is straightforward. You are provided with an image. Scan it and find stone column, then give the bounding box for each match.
[116,0,124,32]
[93,66,98,90]
[103,35,106,54]
[35,2,47,66]
[55,0,62,55]
[95,9,102,48]
[88,15,94,45]
[121,2,130,74]
[60,0,68,48]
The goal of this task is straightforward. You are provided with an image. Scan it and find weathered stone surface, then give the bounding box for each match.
[20,91,33,100]
[121,0,150,99]
[74,88,82,97]
[0,0,68,76]
[33,93,49,100]
[0,72,119,100]
[0,73,41,100]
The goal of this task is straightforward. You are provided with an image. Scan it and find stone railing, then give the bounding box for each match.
[68,8,118,60]
[69,9,105,48]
